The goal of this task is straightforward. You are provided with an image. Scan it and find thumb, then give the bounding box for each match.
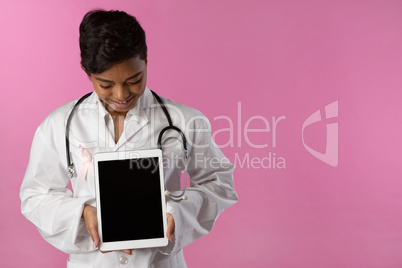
[166,213,175,242]
[90,227,100,249]
[83,205,100,249]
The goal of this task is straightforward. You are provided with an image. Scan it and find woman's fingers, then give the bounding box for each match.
[121,249,133,255]
[83,205,138,255]
[99,249,133,254]
[82,205,100,249]
[166,213,175,242]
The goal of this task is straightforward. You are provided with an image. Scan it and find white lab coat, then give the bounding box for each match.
[20,87,238,268]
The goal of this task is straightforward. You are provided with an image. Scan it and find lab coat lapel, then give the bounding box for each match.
[96,112,117,150]
[67,92,115,150]
[114,106,149,150]
[114,87,154,150]
[92,94,116,149]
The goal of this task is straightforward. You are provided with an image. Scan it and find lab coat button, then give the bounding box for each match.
[119,255,129,265]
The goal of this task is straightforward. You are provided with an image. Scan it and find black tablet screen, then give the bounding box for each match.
[98,157,164,242]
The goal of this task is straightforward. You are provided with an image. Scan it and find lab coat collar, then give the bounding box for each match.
[94,86,154,119]
[83,87,153,150]
[116,88,151,150]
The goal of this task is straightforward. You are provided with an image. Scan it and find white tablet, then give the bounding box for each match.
[93,149,168,251]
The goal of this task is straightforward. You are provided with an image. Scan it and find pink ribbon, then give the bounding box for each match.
[79,145,94,181]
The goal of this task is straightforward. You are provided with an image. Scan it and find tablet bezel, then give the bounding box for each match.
[93,149,168,251]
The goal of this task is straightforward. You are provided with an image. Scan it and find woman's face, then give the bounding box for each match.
[90,56,147,117]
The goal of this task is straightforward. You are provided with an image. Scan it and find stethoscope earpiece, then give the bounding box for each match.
[165,190,188,201]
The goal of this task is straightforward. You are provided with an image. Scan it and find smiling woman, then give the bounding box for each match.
[90,57,147,118]
[20,9,238,268]
[90,57,148,142]
[79,10,148,120]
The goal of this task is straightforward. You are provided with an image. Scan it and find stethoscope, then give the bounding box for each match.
[65,90,188,201]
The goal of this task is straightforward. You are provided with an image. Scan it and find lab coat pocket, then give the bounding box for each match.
[67,259,94,268]
[150,250,187,268]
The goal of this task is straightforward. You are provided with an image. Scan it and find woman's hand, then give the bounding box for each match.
[166,213,175,242]
[82,204,133,255]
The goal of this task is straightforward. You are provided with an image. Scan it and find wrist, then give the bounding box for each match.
[82,204,90,218]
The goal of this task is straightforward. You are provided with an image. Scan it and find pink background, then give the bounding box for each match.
[1,0,402,267]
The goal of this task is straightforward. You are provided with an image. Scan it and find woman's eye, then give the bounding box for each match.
[128,79,141,85]
[99,84,112,89]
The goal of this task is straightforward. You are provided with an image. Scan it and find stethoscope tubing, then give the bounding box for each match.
[65,90,189,201]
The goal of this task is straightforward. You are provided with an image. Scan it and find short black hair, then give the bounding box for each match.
[79,9,147,75]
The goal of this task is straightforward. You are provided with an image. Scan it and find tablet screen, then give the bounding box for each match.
[98,157,164,242]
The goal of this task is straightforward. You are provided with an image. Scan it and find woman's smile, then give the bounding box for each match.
[107,95,135,108]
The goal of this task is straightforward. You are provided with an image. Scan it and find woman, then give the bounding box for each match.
[20,9,237,268]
